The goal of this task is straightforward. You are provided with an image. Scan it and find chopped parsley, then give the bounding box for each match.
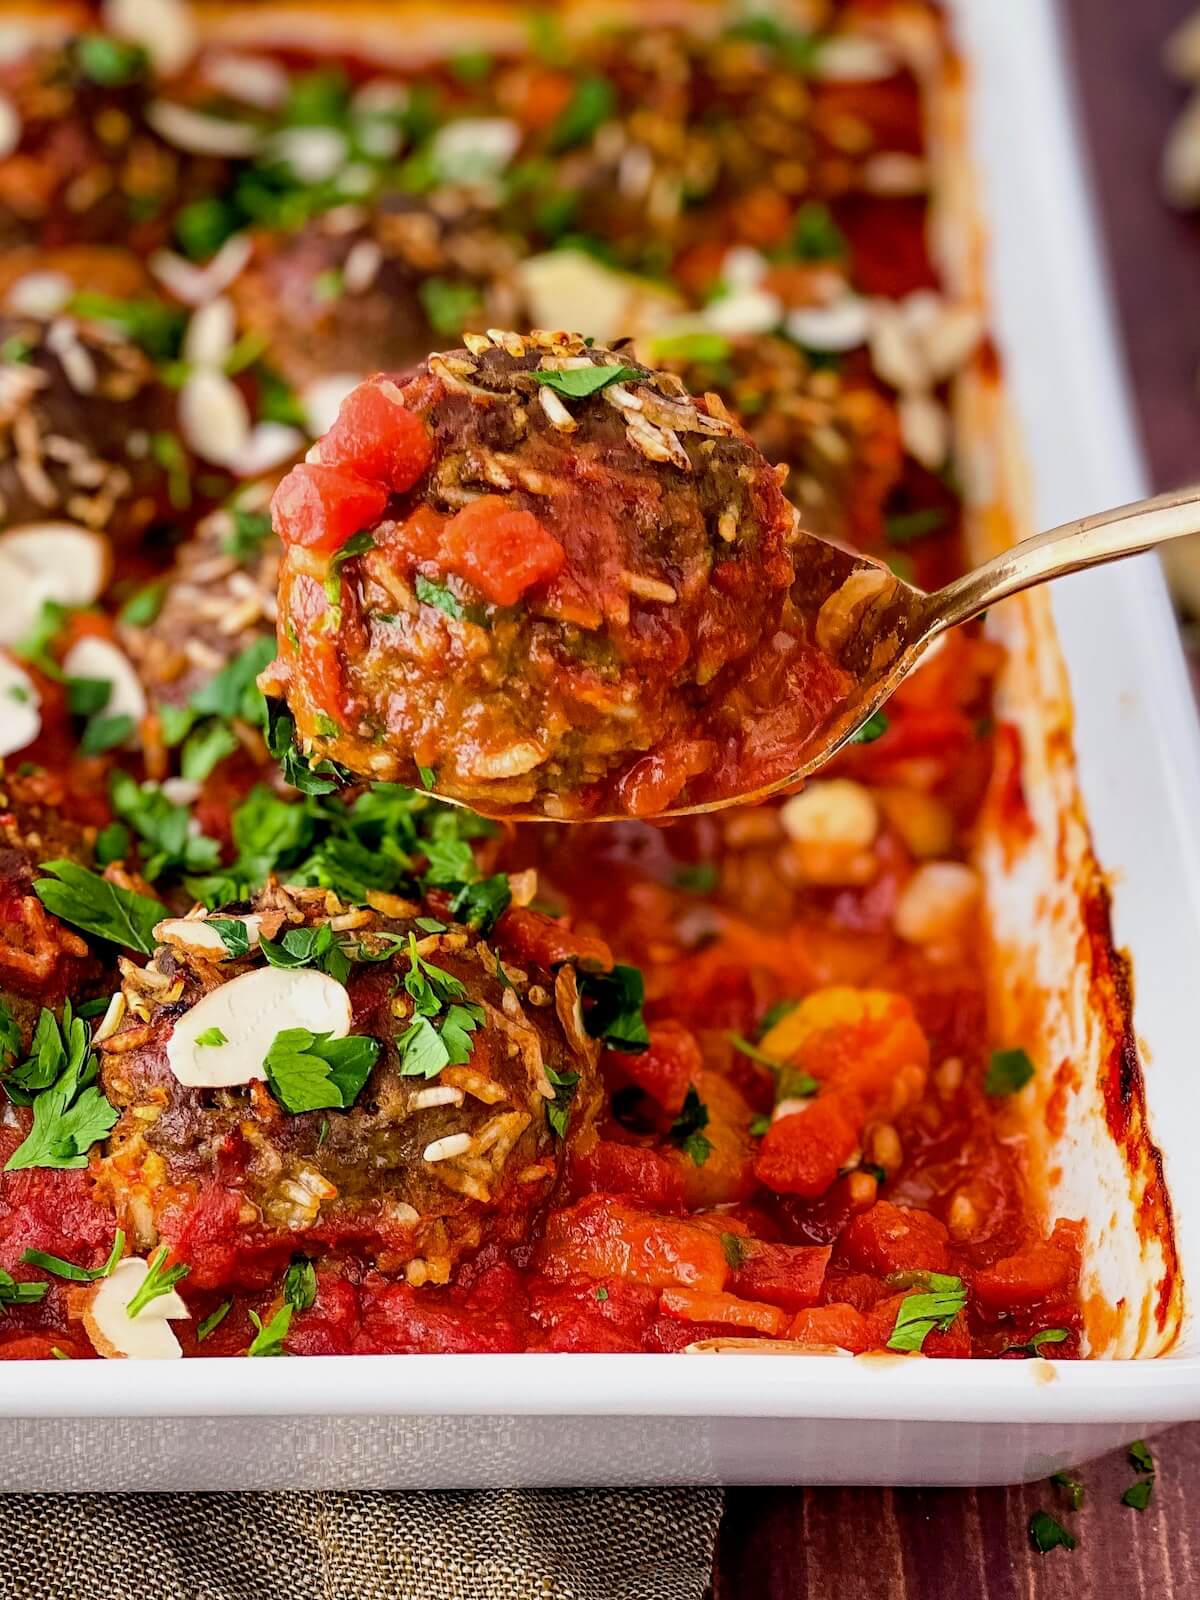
[34,860,161,955]
[1005,1327,1070,1358]
[246,1304,292,1356]
[3,1003,118,1172]
[727,1033,819,1100]
[68,292,183,362]
[109,770,221,882]
[720,1233,749,1270]
[80,713,134,756]
[195,1028,229,1049]
[1050,1471,1085,1511]
[415,574,477,623]
[1129,1440,1155,1475]
[669,1086,711,1167]
[419,277,484,338]
[885,507,949,544]
[532,363,638,399]
[579,965,649,1053]
[118,581,168,627]
[196,1300,233,1343]
[263,1028,381,1115]
[672,862,718,894]
[283,1259,318,1313]
[786,202,846,262]
[0,1270,49,1309]
[21,1230,125,1283]
[545,1065,580,1140]
[1122,1480,1153,1511]
[848,710,889,745]
[397,935,485,1079]
[0,1002,20,1066]
[223,508,274,563]
[548,74,616,152]
[75,34,148,87]
[885,1273,967,1352]
[126,1246,189,1320]
[1029,1510,1076,1554]
[984,1047,1035,1096]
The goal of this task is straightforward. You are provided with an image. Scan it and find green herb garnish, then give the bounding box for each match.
[21,1230,125,1283]
[579,965,649,1053]
[1029,1510,1076,1554]
[669,1086,712,1166]
[984,1047,1035,1096]
[263,1028,380,1115]
[126,1246,189,1320]
[246,1304,292,1356]
[532,363,638,399]
[885,1274,967,1352]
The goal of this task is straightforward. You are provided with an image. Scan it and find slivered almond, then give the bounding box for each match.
[82,1258,189,1361]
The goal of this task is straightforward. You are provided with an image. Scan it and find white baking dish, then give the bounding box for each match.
[4,0,1200,1489]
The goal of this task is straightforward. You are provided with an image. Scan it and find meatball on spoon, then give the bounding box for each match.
[264,330,1200,820]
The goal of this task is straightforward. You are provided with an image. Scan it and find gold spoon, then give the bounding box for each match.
[492,483,1198,823]
[697,483,1200,818]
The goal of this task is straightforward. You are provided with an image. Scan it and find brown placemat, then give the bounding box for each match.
[2,1487,723,1600]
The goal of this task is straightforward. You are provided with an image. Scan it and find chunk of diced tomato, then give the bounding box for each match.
[570,1140,686,1210]
[440,495,566,606]
[494,906,613,972]
[753,1093,861,1198]
[788,1303,871,1354]
[537,1195,728,1293]
[659,1286,788,1338]
[971,1242,1075,1312]
[271,463,388,555]
[730,1242,831,1312]
[609,1021,701,1116]
[527,1273,657,1353]
[837,1200,950,1276]
[321,380,434,491]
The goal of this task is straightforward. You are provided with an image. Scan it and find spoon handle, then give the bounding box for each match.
[925,484,1200,633]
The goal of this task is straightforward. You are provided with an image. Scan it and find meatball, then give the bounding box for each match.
[121,491,279,732]
[266,330,829,818]
[228,197,522,392]
[0,767,102,1007]
[648,332,904,551]
[97,885,600,1288]
[0,310,215,546]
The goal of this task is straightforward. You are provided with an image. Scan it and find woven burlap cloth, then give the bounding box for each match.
[0,1488,723,1599]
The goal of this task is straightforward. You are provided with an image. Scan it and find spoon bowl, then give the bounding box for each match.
[486,483,1200,822]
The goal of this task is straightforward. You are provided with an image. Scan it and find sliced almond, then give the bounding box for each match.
[83,1258,189,1361]
[146,101,261,159]
[182,297,236,369]
[154,915,263,962]
[149,235,253,306]
[203,52,290,109]
[230,421,304,477]
[166,965,352,1089]
[61,636,147,735]
[302,373,365,438]
[430,117,520,184]
[0,522,111,609]
[179,369,251,466]
[6,270,72,317]
[516,250,681,344]
[103,0,196,76]
[786,296,870,352]
[0,653,40,757]
[271,126,348,185]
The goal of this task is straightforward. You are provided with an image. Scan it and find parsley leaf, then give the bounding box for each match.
[672,862,718,894]
[985,1047,1035,1096]
[125,1245,189,1320]
[415,574,473,622]
[886,1275,967,1351]
[1129,1440,1154,1475]
[284,1259,317,1312]
[247,1304,292,1356]
[21,1230,125,1283]
[669,1086,712,1166]
[0,1270,49,1308]
[419,277,484,337]
[33,860,162,955]
[223,508,273,563]
[109,769,221,881]
[545,1064,580,1139]
[548,74,615,152]
[0,1002,20,1066]
[1050,1471,1085,1511]
[1005,1327,1070,1358]
[848,710,889,745]
[1122,1480,1153,1511]
[196,1300,232,1342]
[1029,1510,1076,1554]
[885,507,948,545]
[80,713,134,755]
[532,363,638,399]
[75,34,148,87]
[189,636,276,724]
[118,581,168,627]
[263,1028,380,1114]
[786,201,847,262]
[579,965,649,1052]
[181,720,240,783]
[4,1005,116,1172]
[450,874,512,936]
[720,1232,749,1269]
[195,1028,228,1049]
[207,919,252,958]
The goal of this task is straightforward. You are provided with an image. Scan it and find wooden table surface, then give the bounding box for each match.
[714,0,1200,1592]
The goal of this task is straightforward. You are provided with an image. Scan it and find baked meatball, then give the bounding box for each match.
[97,886,600,1288]
[228,196,522,393]
[264,330,860,818]
[0,311,214,546]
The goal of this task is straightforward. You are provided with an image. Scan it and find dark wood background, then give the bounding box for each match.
[715,0,1200,1592]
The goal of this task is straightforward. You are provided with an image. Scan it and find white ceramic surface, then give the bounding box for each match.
[4,0,1200,1490]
